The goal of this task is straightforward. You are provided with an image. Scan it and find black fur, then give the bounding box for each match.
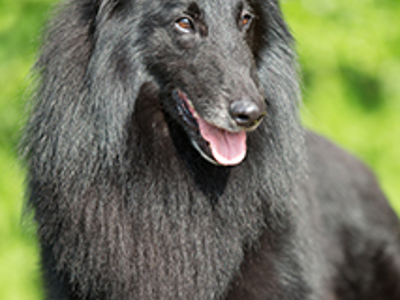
[23,0,400,299]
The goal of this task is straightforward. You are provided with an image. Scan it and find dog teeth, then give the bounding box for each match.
[183,97,199,119]
[189,102,199,118]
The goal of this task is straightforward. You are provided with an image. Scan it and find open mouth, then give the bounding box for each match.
[172,89,247,166]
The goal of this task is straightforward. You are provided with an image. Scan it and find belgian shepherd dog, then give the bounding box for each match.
[23,0,400,299]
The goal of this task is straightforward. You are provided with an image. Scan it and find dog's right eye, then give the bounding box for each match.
[175,17,195,33]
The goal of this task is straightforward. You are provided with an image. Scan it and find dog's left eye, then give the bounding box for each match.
[240,12,253,30]
[175,17,195,33]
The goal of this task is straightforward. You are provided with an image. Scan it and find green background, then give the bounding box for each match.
[0,0,399,299]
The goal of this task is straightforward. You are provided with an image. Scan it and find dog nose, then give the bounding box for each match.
[229,99,266,129]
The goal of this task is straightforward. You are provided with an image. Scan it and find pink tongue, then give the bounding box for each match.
[197,117,247,166]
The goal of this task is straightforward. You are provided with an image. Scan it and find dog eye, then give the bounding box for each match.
[175,17,195,33]
[240,12,253,30]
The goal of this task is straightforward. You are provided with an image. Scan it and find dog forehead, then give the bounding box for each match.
[196,0,242,8]
[175,0,246,15]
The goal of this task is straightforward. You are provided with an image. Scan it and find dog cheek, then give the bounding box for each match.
[176,35,198,50]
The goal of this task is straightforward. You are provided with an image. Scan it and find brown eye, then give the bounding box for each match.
[240,12,253,29]
[175,17,195,33]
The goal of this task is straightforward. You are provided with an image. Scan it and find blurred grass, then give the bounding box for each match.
[0,0,399,299]
[282,0,400,214]
[0,1,54,299]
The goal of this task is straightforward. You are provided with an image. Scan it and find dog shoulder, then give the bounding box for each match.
[304,131,400,299]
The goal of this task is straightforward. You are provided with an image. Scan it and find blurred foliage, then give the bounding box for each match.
[0,0,399,299]
[282,0,400,214]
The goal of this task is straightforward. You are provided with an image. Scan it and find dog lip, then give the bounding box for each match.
[172,88,216,162]
[172,89,199,131]
[172,88,247,166]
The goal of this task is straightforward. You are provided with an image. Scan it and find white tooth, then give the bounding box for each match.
[187,100,199,118]
[192,140,219,166]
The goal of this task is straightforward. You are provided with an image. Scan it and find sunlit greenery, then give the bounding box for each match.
[282,0,400,213]
[0,0,399,299]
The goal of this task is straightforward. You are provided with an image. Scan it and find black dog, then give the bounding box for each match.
[24,0,400,299]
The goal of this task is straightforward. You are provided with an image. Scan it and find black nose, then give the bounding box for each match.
[229,99,267,129]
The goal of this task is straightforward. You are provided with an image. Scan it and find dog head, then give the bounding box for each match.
[133,0,290,166]
[27,0,299,174]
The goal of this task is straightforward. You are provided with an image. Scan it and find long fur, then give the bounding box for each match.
[23,0,400,299]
